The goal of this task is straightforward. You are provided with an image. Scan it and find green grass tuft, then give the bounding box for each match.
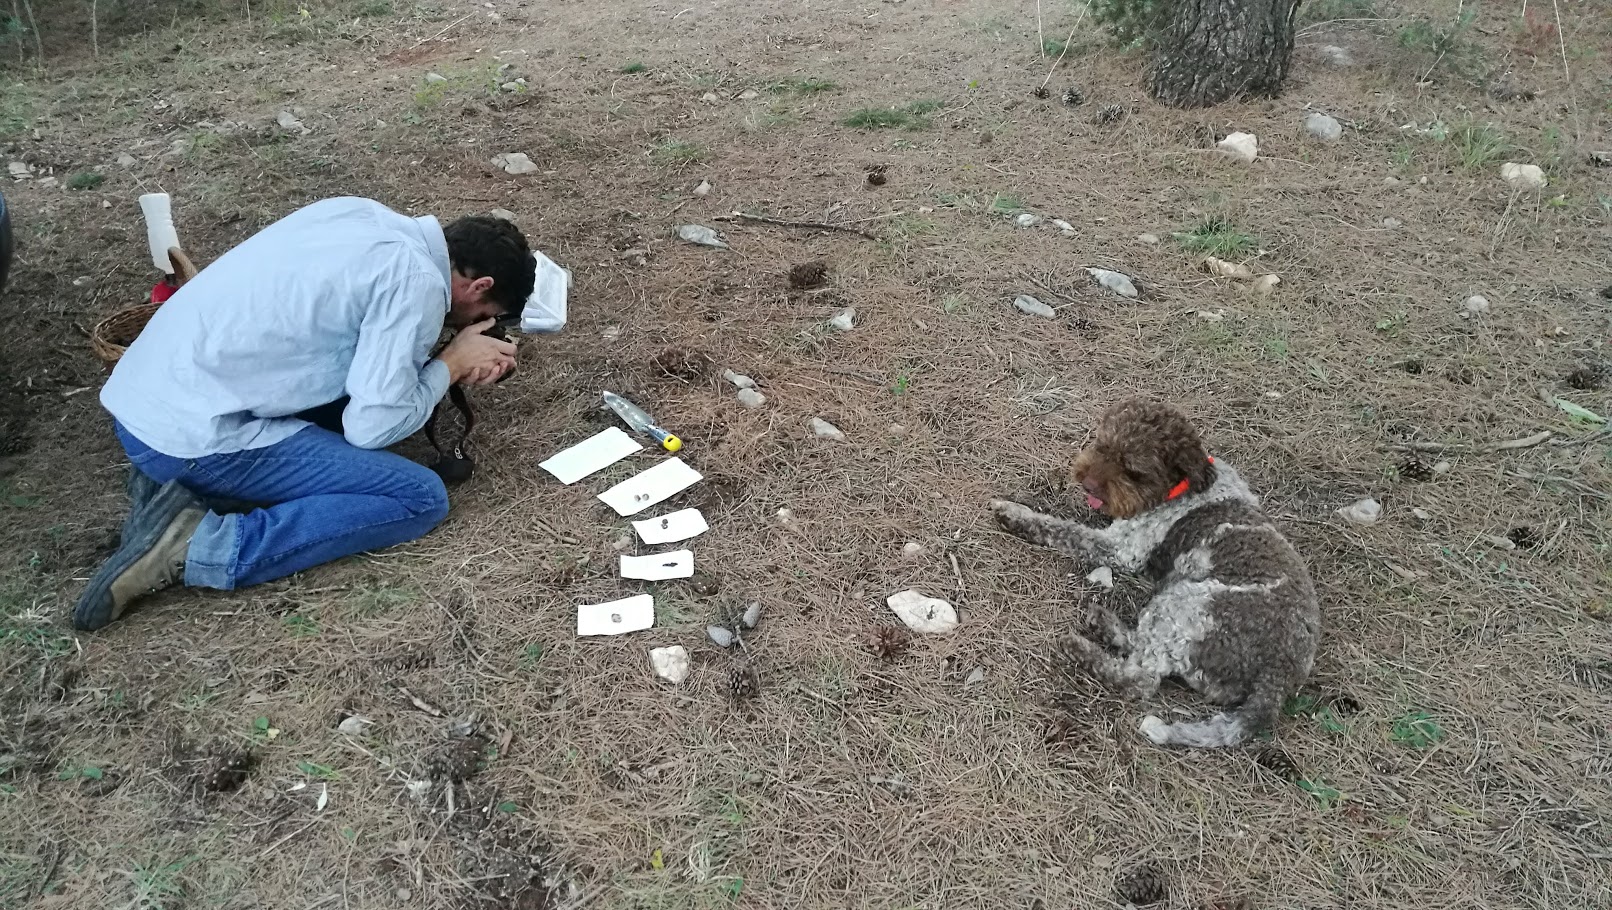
[650,139,705,166]
[1173,216,1258,257]
[842,100,943,130]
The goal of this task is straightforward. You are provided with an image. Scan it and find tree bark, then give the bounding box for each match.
[1149,0,1302,109]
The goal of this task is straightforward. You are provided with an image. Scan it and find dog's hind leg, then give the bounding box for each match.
[1085,602,1135,652]
[1055,631,1159,699]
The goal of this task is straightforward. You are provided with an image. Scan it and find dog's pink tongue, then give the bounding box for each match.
[1086,493,1104,510]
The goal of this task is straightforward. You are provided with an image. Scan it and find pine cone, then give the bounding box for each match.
[1095,103,1127,125]
[1254,746,1301,782]
[649,347,714,381]
[1397,457,1433,482]
[788,261,830,290]
[1042,714,1078,746]
[1061,86,1084,106]
[426,735,486,783]
[1114,862,1168,906]
[863,625,911,661]
[198,749,253,793]
[1507,526,1541,549]
[728,660,760,699]
[865,164,888,186]
[1031,85,1050,100]
[1565,362,1606,391]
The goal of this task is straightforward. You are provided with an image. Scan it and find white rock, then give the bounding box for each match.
[1500,162,1546,190]
[1252,274,1281,297]
[722,369,755,389]
[1216,131,1259,163]
[488,208,517,222]
[1320,45,1354,66]
[72,276,93,287]
[700,91,719,103]
[424,72,448,83]
[741,602,762,629]
[1382,217,1402,229]
[35,176,57,189]
[707,625,736,648]
[1137,233,1160,244]
[1462,295,1490,317]
[276,110,308,133]
[1086,566,1114,589]
[886,589,958,634]
[1432,461,1452,474]
[693,179,712,196]
[828,308,855,332]
[115,153,137,167]
[902,541,924,559]
[964,667,986,687]
[888,423,907,436]
[1014,213,1042,228]
[1337,498,1383,526]
[1197,310,1225,322]
[500,81,524,93]
[337,715,373,736]
[1086,268,1138,298]
[737,90,759,101]
[776,508,795,524]
[810,417,846,441]
[650,646,691,684]
[676,223,728,248]
[1051,218,1075,234]
[1305,112,1343,142]
[1411,507,1433,521]
[405,779,433,800]
[736,388,767,409]
[1203,257,1254,280]
[1014,295,1056,318]
[492,152,539,175]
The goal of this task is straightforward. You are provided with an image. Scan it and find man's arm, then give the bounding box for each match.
[340,273,452,450]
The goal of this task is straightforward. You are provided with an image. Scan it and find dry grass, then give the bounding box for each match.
[1,0,1611,908]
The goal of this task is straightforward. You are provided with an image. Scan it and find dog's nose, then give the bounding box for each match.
[1080,477,1103,496]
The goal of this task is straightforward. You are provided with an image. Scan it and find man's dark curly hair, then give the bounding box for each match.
[443,215,536,313]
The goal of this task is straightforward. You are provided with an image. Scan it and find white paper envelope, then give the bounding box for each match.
[597,458,703,517]
[576,594,654,636]
[621,550,694,581]
[539,427,643,485]
[631,508,709,545]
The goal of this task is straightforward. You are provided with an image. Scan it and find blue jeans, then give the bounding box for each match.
[116,421,449,590]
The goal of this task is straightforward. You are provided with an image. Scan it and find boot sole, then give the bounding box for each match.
[74,482,200,631]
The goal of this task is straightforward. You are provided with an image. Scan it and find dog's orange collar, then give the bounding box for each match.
[1165,456,1215,501]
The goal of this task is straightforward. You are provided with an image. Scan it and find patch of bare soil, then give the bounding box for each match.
[1,0,1611,907]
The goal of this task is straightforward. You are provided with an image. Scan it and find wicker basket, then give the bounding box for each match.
[90,247,199,366]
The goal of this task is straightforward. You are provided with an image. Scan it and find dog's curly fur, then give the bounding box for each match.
[991,397,1321,748]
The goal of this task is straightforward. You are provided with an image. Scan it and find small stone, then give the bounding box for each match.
[619,249,648,266]
[1590,151,1611,168]
[1412,507,1432,521]
[722,369,756,389]
[810,417,846,441]
[1500,162,1546,190]
[1086,566,1114,589]
[1383,217,1402,229]
[676,223,728,248]
[1014,213,1042,228]
[776,508,795,525]
[35,176,57,189]
[888,423,906,436]
[1051,218,1074,233]
[1013,295,1056,318]
[1086,268,1138,298]
[650,646,691,683]
[1432,461,1452,474]
[706,626,735,648]
[1197,310,1224,322]
[424,72,448,83]
[1462,295,1490,317]
[72,276,93,288]
[1216,131,1258,163]
[488,208,517,222]
[740,602,762,629]
[492,152,539,175]
[886,590,958,634]
[1320,44,1354,66]
[601,325,623,341]
[276,110,308,133]
[115,153,137,167]
[1137,233,1160,244]
[736,388,767,409]
[1337,498,1383,526]
[693,179,712,196]
[964,667,986,687]
[500,81,524,93]
[902,541,924,559]
[700,91,719,103]
[337,715,373,736]
[737,90,758,101]
[1304,112,1343,142]
[828,308,855,332]
[1252,274,1281,296]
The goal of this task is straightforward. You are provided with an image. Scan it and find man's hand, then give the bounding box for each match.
[437,318,516,386]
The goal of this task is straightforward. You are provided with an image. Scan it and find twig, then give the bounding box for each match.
[33,841,60,898]
[1507,471,1610,501]
[18,0,41,66]
[718,211,881,241]
[1377,430,1554,454]
[256,818,320,860]
[1550,0,1569,82]
[393,684,445,717]
[1036,1,1090,91]
[410,12,470,48]
[948,552,965,593]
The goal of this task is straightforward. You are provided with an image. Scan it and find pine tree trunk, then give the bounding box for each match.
[1149,0,1302,109]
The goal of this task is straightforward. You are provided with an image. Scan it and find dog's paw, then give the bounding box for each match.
[989,498,1034,527]
[1138,715,1171,745]
[1052,630,1102,668]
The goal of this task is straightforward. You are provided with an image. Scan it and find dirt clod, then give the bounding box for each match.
[648,347,714,381]
[788,260,830,290]
[1507,526,1541,550]
[865,164,888,186]
[1114,861,1168,906]
[1566,363,1605,390]
[426,734,488,783]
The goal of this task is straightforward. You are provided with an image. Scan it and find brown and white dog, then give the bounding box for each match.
[991,397,1320,748]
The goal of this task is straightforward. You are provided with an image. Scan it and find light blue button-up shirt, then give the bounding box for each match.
[102,197,454,458]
